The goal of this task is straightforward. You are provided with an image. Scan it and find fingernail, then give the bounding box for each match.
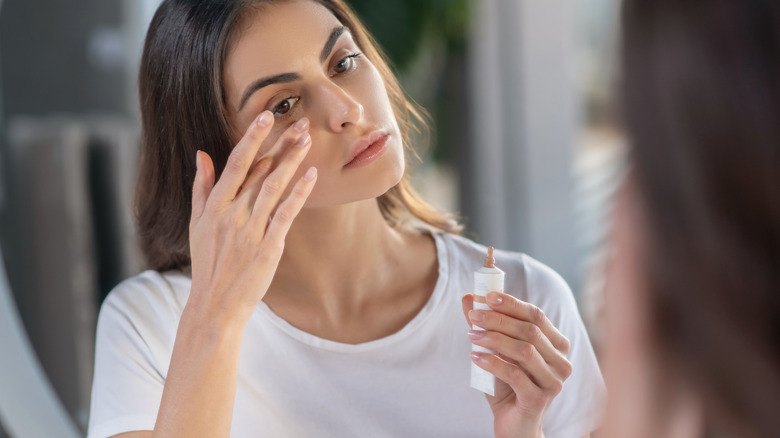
[470,352,483,362]
[469,310,485,322]
[257,111,272,127]
[303,166,317,182]
[195,150,202,172]
[468,330,484,340]
[295,132,311,147]
[293,117,309,132]
[488,292,503,305]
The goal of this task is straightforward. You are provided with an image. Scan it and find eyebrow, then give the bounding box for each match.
[320,26,348,63]
[238,72,301,110]
[237,25,350,111]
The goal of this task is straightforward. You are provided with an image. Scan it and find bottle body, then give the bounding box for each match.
[471,266,504,396]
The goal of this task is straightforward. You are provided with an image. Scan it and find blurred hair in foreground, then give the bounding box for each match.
[601,0,780,437]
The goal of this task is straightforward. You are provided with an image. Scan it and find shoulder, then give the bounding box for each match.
[89,273,185,436]
[94,270,191,376]
[98,270,191,336]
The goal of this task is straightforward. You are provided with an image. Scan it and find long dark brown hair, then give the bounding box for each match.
[621,0,780,436]
[135,0,461,272]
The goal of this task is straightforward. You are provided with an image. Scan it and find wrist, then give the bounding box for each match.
[179,299,249,342]
[495,420,544,438]
[184,282,255,326]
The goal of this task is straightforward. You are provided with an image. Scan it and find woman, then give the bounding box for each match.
[601,0,780,437]
[87,1,605,437]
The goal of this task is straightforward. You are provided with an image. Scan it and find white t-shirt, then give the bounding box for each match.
[88,232,606,438]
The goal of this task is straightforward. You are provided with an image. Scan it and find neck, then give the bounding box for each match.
[264,198,412,313]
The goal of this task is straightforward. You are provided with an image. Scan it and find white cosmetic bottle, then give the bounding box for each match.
[471,246,504,396]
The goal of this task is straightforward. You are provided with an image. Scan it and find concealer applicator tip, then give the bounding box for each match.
[484,246,495,269]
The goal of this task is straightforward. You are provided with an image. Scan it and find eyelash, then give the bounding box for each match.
[269,52,363,120]
[331,52,362,76]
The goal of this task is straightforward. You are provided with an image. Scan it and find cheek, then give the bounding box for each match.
[359,63,397,120]
[388,143,405,181]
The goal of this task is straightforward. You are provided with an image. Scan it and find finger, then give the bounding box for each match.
[209,111,274,204]
[470,352,551,411]
[467,307,570,376]
[235,156,273,198]
[260,166,318,250]
[251,131,312,221]
[260,117,310,160]
[461,294,475,327]
[470,330,572,389]
[485,292,571,354]
[238,118,310,207]
[191,150,215,225]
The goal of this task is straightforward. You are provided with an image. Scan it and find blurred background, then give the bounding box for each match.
[0,0,624,436]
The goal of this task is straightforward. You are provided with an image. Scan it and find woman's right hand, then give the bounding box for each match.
[186,110,317,325]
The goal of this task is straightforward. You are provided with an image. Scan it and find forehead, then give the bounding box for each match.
[224,1,346,87]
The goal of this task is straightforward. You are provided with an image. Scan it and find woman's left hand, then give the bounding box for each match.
[462,291,573,438]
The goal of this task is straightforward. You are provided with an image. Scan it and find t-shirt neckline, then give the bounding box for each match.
[253,232,450,353]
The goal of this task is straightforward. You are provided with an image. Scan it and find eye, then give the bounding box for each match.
[332,52,361,75]
[272,97,298,117]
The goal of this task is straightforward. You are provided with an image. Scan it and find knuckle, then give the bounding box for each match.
[254,249,274,266]
[549,379,564,396]
[531,395,548,412]
[262,177,283,195]
[274,207,294,223]
[511,296,523,312]
[560,336,572,354]
[509,366,526,385]
[226,154,247,173]
[236,225,254,242]
[526,387,548,410]
[524,323,542,343]
[530,305,546,325]
[262,240,285,258]
[520,343,536,363]
[207,200,225,216]
[224,209,245,228]
[255,157,273,174]
[494,312,506,329]
[560,359,573,379]
[292,184,309,197]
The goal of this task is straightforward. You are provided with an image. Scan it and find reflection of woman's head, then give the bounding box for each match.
[135,0,459,271]
[619,0,780,435]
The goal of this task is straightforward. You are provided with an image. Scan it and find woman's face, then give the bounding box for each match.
[222,0,404,209]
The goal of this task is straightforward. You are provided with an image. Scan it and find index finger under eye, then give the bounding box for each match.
[255,117,310,162]
[485,292,571,354]
[211,110,275,202]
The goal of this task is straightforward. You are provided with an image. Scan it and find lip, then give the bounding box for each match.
[343,130,390,169]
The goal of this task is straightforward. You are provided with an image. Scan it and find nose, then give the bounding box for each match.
[314,81,364,132]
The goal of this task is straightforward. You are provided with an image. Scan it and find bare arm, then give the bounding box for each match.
[150,308,247,437]
[105,300,245,438]
[106,113,315,438]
